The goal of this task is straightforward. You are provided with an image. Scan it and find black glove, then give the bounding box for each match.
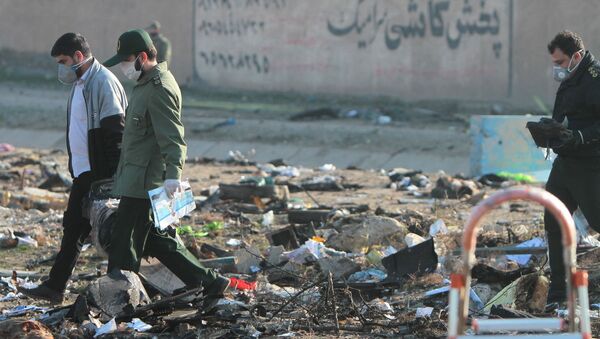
[526,118,569,148]
[555,128,583,149]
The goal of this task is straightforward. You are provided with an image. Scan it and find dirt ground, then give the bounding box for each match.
[1,146,583,338]
[0,49,547,171]
[0,78,472,171]
[1,45,538,176]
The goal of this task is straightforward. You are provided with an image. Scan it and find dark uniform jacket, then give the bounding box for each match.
[553,51,600,157]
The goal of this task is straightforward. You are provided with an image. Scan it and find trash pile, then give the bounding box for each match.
[1,147,600,337]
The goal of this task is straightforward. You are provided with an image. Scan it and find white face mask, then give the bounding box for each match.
[120,55,142,80]
[57,56,91,85]
[552,49,583,82]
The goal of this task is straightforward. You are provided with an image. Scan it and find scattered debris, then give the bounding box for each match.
[415,307,434,318]
[268,226,300,250]
[318,257,360,280]
[404,233,426,247]
[347,268,387,283]
[382,238,438,278]
[0,230,38,249]
[219,183,289,202]
[429,219,448,237]
[574,209,600,247]
[267,224,316,250]
[327,215,408,253]
[430,174,480,199]
[483,272,550,314]
[226,238,242,247]
[2,187,68,212]
[227,149,255,164]
[139,258,186,296]
[126,318,152,332]
[266,245,285,266]
[318,164,336,172]
[472,263,536,285]
[287,209,330,225]
[235,246,263,274]
[86,271,150,318]
[261,210,274,227]
[258,163,300,177]
[0,147,595,338]
[515,273,550,313]
[0,319,52,339]
[1,305,46,319]
[0,144,15,154]
[389,169,430,195]
[505,237,545,266]
[299,175,345,192]
[94,317,117,337]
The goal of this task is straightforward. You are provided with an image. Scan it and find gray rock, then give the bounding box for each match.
[267,245,286,266]
[327,215,408,252]
[318,256,361,280]
[86,270,150,317]
[235,246,262,274]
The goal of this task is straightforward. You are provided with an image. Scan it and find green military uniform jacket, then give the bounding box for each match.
[113,62,186,199]
[151,34,171,65]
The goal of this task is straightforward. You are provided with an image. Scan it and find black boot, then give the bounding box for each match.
[545,282,566,312]
[18,284,64,303]
[201,276,230,313]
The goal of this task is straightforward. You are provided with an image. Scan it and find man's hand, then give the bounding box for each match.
[164,179,183,198]
[526,118,569,148]
[555,129,583,149]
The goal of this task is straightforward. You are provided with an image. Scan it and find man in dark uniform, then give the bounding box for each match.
[145,21,171,65]
[544,30,600,304]
[103,30,228,310]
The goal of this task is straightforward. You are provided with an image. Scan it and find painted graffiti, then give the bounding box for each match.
[197,0,287,11]
[198,16,266,37]
[327,0,504,57]
[195,0,286,74]
[196,0,287,37]
[198,50,270,74]
[194,0,510,97]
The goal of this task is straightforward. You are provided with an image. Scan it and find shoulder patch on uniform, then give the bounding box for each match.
[589,66,599,78]
[152,75,162,86]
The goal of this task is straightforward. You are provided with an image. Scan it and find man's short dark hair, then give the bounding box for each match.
[51,33,91,58]
[144,46,157,60]
[548,30,585,56]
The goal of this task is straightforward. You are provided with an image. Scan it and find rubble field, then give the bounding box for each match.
[1,147,600,338]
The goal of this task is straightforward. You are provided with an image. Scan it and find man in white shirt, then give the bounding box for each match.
[69,65,91,177]
[19,33,127,302]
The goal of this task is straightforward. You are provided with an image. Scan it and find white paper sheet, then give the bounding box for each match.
[148,181,196,230]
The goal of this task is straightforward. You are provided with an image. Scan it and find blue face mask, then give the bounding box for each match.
[57,56,91,85]
[553,50,583,82]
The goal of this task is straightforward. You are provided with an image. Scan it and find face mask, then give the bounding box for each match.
[553,49,583,82]
[57,56,91,85]
[120,55,143,80]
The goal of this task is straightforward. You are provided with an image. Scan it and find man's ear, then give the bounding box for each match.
[139,51,148,63]
[73,50,84,63]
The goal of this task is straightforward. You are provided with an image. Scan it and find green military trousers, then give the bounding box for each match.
[544,156,600,301]
[107,196,218,287]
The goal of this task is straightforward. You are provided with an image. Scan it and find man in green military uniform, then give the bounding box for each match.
[103,29,228,309]
[145,21,171,65]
